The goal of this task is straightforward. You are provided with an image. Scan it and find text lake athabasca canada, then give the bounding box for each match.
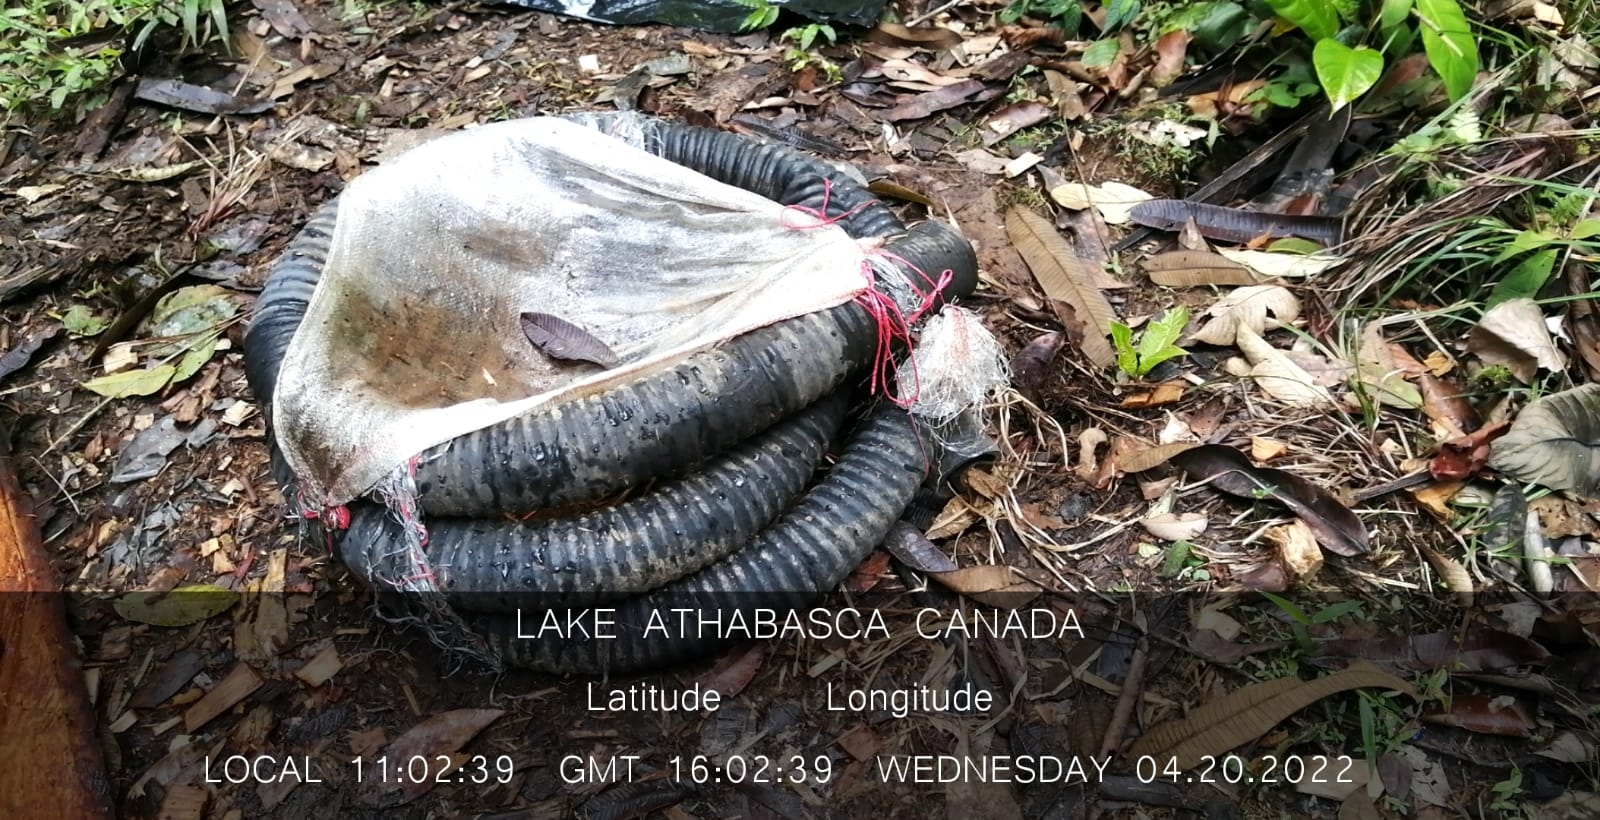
[516,607,1087,641]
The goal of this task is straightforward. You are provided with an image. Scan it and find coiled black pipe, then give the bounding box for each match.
[339,391,850,608]
[461,403,927,675]
[244,118,976,515]
[244,114,975,673]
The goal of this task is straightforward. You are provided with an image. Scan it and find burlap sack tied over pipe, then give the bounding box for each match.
[272,116,872,505]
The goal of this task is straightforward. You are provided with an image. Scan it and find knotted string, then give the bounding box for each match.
[777,178,958,409]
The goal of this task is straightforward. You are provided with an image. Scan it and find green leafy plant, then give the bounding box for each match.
[734,0,779,31]
[783,21,834,52]
[0,0,230,114]
[1489,766,1527,817]
[781,22,841,81]
[1155,539,1210,581]
[1267,0,1479,111]
[999,0,1082,34]
[1258,591,1365,655]
[1110,306,1189,378]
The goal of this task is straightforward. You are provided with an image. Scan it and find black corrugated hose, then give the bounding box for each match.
[244,112,978,675]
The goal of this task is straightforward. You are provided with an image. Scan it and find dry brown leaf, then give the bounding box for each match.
[1236,325,1335,406]
[1468,298,1565,382]
[1250,437,1288,461]
[1422,350,1455,376]
[1042,70,1086,120]
[1355,324,1422,408]
[1190,285,1300,346]
[1408,481,1464,519]
[1298,761,1368,800]
[965,467,1008,499]
[1185,78,1267,117]
[1422,693,1537,737]
[1418,373,1480,440]
[1129,664,1418,769]
[1142,512,1208,541]
[926,496,981,540]
[1417,542,1475,606]
[1269,519,1323,582]
[360,709,505,807]
[1530,495,1597,538]
[1006,207,1118,366]
[1216,248,1341,278]
[1120,381,1187,408]
[1143,250,1261,287]
[1171,445,1368,555]
[1045,181,1153,224]
[1118,441,1199,474]
[1149,30,1191,87]
[696,643,766,698]
[930,565,1050,607]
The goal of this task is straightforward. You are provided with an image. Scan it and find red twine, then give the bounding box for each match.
[851,252,955,408]
[777,179,957,408]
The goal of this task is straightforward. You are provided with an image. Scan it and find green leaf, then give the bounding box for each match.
[1111,321,1138,377]
[209,0,230,50]
[1258,590,1312,625]
[1311,600,1363,623]
[81,365,177,398]
[58,304,110,336]
[1491,228,1557,263]
[1571,218,1600,241]
[1265,237,1327,255]
[1135,307,1189,373]
[1488,248,1558,305]
[148,284,237,357]
[1378,0,1414,30]
[171,333,220,384]
[114,584,239,627]
[1415,0,1477,101]
[1312,39,1384,112]
[1082,38,1121,68]
[1184,1,1252,51]
[1159,540,1193,578]
[1264,0,1338,41]
[181,0,200,45]
[1105,0,1141,31]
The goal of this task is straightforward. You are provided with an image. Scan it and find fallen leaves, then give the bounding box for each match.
[1142,250,1262,287]
[1005,207,1118,367]
[1190,285,1301,346]
[1171,445,1369,556]
[80,285,240,399]
[1234,324,1335,406]
[1354,323,1422,409]
[1489,384,1600,494]
[360,709,505,807]
[114,585,239,627]
[1130,663,1417,769]
[1047,181,1154,225]
[1468,297,1566,382]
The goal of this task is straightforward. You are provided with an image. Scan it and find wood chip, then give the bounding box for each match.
[183,662,263,732]
[155,783,208,820]
[293,644,343,688]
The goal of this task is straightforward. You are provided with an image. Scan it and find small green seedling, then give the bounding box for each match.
[1111,306,1189,379]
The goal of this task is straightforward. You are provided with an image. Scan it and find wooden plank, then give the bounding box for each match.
[0,423,115,819]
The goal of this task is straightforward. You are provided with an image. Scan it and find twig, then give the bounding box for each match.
[1099,636,1147,758]
[906,0,965,27]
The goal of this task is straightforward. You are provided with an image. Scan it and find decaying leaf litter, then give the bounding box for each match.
[2,0,1599,817]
